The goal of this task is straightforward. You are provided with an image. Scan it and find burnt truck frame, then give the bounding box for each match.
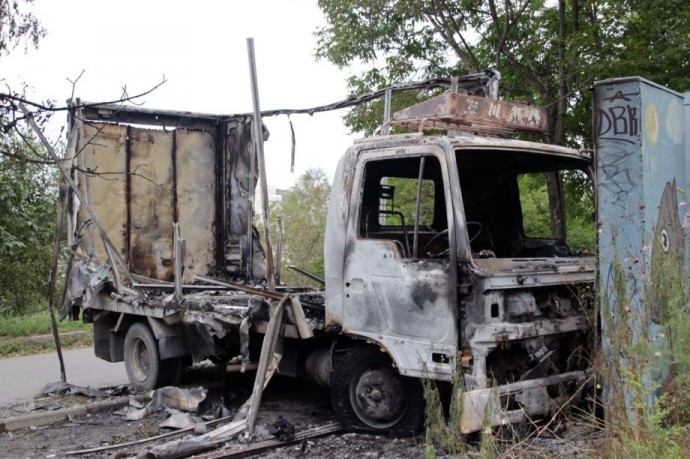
[63,84,596,435]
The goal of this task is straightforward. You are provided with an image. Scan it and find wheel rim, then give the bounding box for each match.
[130,337,150,382]
[350,362,408,429]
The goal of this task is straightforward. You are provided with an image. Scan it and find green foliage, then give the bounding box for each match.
[422,362,502,458]
[0,333,92,358]
[0,0,44,57]
[384,177,435,227]
[0,310,91,357]
[0,133,58,315]
[606,0,690,92]
[316,0,587,145]
[518,171,596,253]
[317,1,690,147]
[562,170,596,253]
[1,0,48,136]
[270,169,331,288]
[422,369,467,457]
[0,310,88,338]
[518,173,552,239]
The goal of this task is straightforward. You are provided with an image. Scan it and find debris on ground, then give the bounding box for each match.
[0,372,609,458]
[125,387,207,421]
[268,416,295,442]
[159,412,203,430]
[40,381,120,398]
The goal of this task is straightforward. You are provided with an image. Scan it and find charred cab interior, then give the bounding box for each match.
[354,148,594,261]
[358,155,450,259]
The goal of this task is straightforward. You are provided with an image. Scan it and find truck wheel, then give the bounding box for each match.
[331,345,424,435]
[124,323,180,391]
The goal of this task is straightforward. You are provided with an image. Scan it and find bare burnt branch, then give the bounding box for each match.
[0,75,167,114]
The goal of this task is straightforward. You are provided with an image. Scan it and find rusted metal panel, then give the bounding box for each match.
[129,128,175,281]
[175,129,217,281]
[80,123,128,260]
[391,92,548,135]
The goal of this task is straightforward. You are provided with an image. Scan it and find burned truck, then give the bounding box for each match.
[63,76,596,435]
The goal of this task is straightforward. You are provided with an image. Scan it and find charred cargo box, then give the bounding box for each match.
[61,103,286,388]
[68,103,267,284]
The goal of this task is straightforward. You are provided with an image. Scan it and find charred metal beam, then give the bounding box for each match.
[125,126,132,269]
[171,130,179,226]
[131,283,231,290]
[216,122,227,269]
[47,180,68,383]
[193,275,322,309]
[196,423,342,459]
[194,275,285,302]
[80,103,224,130]
[289,296,314,339]
[287,266,325,285]
[247,38,276,291]
[173,223,184,305]
[245,294,287,435]
[79,71,499,124]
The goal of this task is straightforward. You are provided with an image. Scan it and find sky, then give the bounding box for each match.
[3,0,359,189]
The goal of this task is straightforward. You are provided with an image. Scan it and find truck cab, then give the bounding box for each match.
[325,95,596,434]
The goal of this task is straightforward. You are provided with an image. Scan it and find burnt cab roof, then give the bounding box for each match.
[352,132,591,165]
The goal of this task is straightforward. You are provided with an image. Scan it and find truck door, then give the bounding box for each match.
[342,146,457,379]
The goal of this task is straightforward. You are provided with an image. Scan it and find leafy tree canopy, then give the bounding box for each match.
[270,169,331,288]
[0,134,57,315]
[316,0,690,146]
[0,0,44,57]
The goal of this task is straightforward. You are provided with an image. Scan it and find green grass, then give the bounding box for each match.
[0,310,92,357]
[0,310,90,338]
[0,333,93,358]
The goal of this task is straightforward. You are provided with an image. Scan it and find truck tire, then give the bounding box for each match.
[331,345,424,436]
[124,323,182,391]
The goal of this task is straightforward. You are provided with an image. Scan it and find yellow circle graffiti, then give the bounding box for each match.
[645,104,659,145]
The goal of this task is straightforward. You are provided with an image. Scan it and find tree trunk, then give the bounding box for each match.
[554,0,568,146]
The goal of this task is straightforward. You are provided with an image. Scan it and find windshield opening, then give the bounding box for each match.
[455,149,595,259]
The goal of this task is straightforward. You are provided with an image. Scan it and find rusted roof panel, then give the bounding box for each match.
[391,92,549,135]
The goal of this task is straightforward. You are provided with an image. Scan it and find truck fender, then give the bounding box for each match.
[146,317,189,360]
[334,335,397,369]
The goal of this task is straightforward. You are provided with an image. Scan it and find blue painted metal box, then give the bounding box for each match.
[595,77,689,419]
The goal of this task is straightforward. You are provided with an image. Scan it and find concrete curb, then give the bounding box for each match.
[0,394,149,433]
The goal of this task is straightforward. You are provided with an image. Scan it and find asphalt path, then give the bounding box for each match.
[0,348,129,406]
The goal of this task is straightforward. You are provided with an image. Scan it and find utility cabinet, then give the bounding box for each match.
[594,77,689,417]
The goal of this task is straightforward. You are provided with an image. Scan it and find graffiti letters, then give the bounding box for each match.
[596,105,639,142]
[603,90,636,103]
[598,143,636,194]
[595,86,641,194]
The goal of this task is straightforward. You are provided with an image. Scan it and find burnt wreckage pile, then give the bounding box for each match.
[22,68,597,456]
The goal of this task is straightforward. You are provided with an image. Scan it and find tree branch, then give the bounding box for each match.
[0,75,167,113]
